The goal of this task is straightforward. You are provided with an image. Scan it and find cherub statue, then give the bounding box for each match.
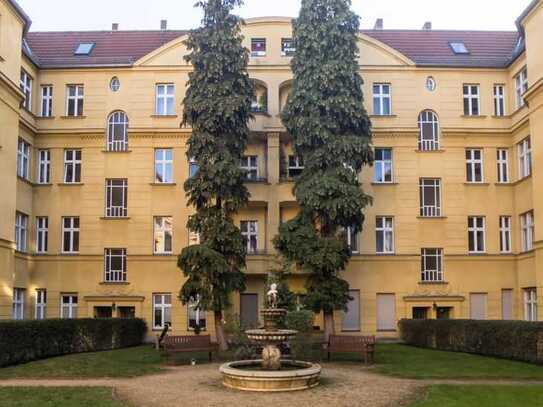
[267,283,278,309]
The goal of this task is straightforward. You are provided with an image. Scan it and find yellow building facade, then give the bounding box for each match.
[1,0,543,339]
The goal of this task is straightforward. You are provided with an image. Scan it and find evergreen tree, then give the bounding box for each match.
[274,0,373,341]
[178,0,253,351]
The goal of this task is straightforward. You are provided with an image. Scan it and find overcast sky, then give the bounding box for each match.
[18,0,532,32]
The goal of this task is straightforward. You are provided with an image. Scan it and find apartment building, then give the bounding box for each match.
[1,0,543,338]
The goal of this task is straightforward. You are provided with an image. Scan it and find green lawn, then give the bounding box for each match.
[373,344,543,380]
[0,387,127,407]
[409,385,543,407]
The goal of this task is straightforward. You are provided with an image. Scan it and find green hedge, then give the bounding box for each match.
[399,319,543,364]
[0,318,147,367]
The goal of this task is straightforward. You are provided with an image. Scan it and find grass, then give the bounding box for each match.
[373,344,543,380]
[409,385,543,406]
[0,387,128,407]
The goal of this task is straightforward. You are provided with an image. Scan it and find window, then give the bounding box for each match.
[155,84,175,115]
[13,288,25,320]
[20,70,32,110]
[241,220,258,254]
[287,155,304,178]
[62,217,80,253]
[342,290,360,331]
[520,211,534,252]
[466,149,484,183]
[470,293,487,320]
[345,226,359,254]
[515,67,528,108]
[374,148,393,183]
[500,216,512,254]
[372,83,391,116]
[154,149,173,183]
[251,38,266,57]
[154,216,173,254]
[421,248,443,282]
[376,294,396,331]
[468,216,485,253]
[463,85,480,116]
[61,295,78,319]
[40,85,53,117]
[419,178,441,217]
[426,76,436,92]
[449,42,469,54]
[66,85,84,116]
[281,38,295,56]
[188,230,200,246]
[376,216,394,254]
[496,149,509,183]
[189,157,199,178]
[17,138,30,179]
[105,179,128,217]
[418,110,439,151]
[74,42,95,55]
[188,295,206,330]
[36,216,48,254]
[412,307,429,319]
[106,111,128,151]
[37,149,51,184]
[63,149,81,183]
[104,248,127,282]
[153,294,171,329]
[524,288,537,321]
[493,84,505,116]
[518,137,532,179]
[15,212,28,252]
[110,77,120,92]
[502,289,513,320]
[241,156,258,180]
[35,289,46,320]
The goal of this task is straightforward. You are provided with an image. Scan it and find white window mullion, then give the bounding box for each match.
[500,216,512,254]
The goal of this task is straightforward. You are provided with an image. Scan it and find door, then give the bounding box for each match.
[94,306,112,318]
[436,307,452,319]
[376,294,396,331]
[240,293,259,329]
[501,289,513,320]
[470,293,487,320]
[342,290,360,331]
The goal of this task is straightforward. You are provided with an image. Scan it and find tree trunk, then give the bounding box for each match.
[323,310,335,343]
[214,310,228,351]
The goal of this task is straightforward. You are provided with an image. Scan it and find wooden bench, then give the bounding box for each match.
[327,335,376,364]
[162,335,218,362]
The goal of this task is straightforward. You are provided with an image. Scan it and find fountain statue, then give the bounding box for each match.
[219,282,321,391]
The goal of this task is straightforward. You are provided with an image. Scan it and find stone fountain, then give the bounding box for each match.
[219,284,321,392]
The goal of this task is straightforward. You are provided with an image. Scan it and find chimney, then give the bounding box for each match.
[422,21,432,30]
[374,18,383,30]
[160,20,167,30]
[112,23,119,31]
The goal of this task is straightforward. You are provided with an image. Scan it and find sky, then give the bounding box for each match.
[18,0,532,32]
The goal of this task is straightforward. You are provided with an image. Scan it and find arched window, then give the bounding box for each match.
[107,111,128,151]
[418,110,439,151]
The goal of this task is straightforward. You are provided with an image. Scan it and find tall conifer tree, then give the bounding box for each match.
[274,0,373,340]
[178,0,253,350]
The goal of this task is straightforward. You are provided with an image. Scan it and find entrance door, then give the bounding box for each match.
[118,306,135,318]
[436,307,452,319]
[94,306,112,318]
[240,294,258,329]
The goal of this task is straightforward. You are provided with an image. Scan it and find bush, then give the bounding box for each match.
[0,318,147,367]
[399,319,543,364]
[285,310,314,333]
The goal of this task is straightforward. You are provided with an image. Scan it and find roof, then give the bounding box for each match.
[25,28,520,69]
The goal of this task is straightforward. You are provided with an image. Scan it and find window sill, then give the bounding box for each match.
[151,114,178,118]
[414,149,446,153]
[34,183,53,187]
[60,253,80,256]
[495,182,512,186]
[101,150,132,153]
[14,250,29,255]
[341,329,361,333]
[464,182,490,186]
[100,217,130,220]
[376,329,397,333]
[153,253,174,256]
[100,282,130,285]
[150,182,177,186]
[417,216,447,219]
[17,176,33,186]
[376,252,396,256]
[460,115,488,118]
[37,115,55,120]
[370,114,397,118]
[371,182,398,186]
[511,175,532,186]
[57,183,84,186]
[60,115,87,119]
[418,281,449,285]
[491,115,509,119]
[468,252,488,256]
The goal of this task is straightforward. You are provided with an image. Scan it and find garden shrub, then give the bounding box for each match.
[286,310,320,361]
[399,319,543,364]
[0,318,147,367]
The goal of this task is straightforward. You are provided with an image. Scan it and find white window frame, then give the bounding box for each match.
[418,110,440,151]
[155,149,173,183]
[36,216,48,254]
[251,38,266,57]
[104,248,127,282]
[154,216,173,254]
[518,138,532,179]
[155,84,175,116]
[105,179,128,217]
[152,293,172,330]
[520,211,534,252]
[60,294,78,319]
[468,216,486,254]
[35,289,46,320]
[374,148,393,183]
[499,216,512,254]
[345,226,359,254]
[63,149,81,183]
[419,178,442,217]
[241,220,258,254]
[12,288,25,320]
[20,70,32,111]
[421,248,444,282]
[37,149,51,184]
[376,216,394,254]
[287,155,304,178]
[106,111,129,152]
[17,138,30,180]
[463,84,480,116]
[466,148,484,183]
[241,155,259,180]
[281,38,295,56]
[188,230,201,246]
[188,295,207,331]
[493,84,505,117]
[15,212,28,252]
[66,84,84,116]
[62,216,80,254]
[372,83,391,116]
[497,149,509,183]
[40,85,53,117]
[524,288,537,322]
[515,67,528,109]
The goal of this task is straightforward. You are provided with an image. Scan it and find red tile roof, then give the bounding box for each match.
[25,29,520,69]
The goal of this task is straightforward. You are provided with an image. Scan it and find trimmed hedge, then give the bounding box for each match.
[0,318,147,367]
[399,319,543,364]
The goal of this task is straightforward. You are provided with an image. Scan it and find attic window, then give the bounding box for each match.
[74,43,95,56]
[449,42,469,54]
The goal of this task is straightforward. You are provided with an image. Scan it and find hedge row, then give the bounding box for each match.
[399,319,543,364]
[0,318,147,367]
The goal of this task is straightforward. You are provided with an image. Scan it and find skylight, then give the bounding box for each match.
[449,42,469,55]
[74,43,95,56]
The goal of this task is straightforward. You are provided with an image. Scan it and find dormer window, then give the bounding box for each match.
[449,42,469,54]
[74,43,95,56]
[251,38,266,57]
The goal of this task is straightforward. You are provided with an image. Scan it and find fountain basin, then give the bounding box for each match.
[220,360,321,392]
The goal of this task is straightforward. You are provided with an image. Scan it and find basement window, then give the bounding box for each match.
[74,43,95,55]
[449,42,469,54]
